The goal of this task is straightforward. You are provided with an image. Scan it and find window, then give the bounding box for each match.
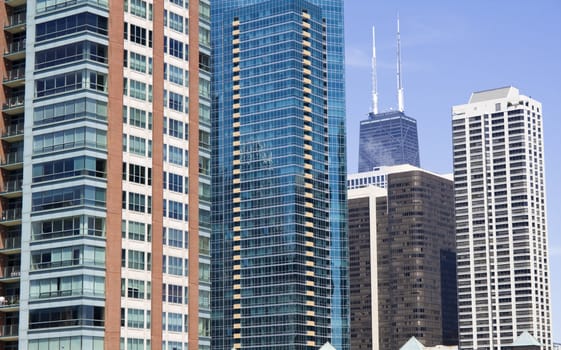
[36,13,108,42]
[129,136,146,156]
[167,312,182,332]
[29,336,104,350]
[31,245,105,270]
[167,284,183,304]
[168,11,184,32]
[166,256,183,276]
[199,263,210,283]
[167,64,184,85]
[127,279,145,299]
[32,215,105,241]
[168,118,184,138]
[129,79,146,100]
[167,145,183,165]
[30,275,105,299]
[128,163,146,184]
[199,77,210,98]
[129,0,146,18]
[198,318,210,337]
[129,52,146,73]
[127,221,147,241]
[33,97,107,125]
[35,70,84,97]
[33,127,107,154]
[166,228,183,247]
[129,24,146,45]
[168,172,183,193]
[33,156,106,183]
[127,338,144,350]
[168,91,184,112]
[199,236,210,256]
[127,250,145,270]
[127,308,145,328]
[168,38,183,59]
[199,27,210,48]
[166,200,183,220]
[128,192,146,212]
[32,185,106,211]
[199,290,210,309]
[35,41,108,69]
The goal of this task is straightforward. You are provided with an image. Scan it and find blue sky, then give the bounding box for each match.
[344,0,561,339]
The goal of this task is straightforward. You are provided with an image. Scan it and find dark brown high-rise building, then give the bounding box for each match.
[348,165,458,350]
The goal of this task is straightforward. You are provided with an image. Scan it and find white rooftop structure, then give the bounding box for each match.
[511,331,541,347]
[348,164,452,190]
[399,337,458,350]
[319,342,337,350]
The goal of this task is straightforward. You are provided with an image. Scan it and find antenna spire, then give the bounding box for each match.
[397,14,404,112]
[371,26,378,114]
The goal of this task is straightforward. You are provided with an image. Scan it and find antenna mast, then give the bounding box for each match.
[397,15,404,112]
[371,26,378,114]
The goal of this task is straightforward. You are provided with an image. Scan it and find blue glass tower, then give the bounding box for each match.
[358,110,420,172]
[211,0,349,349]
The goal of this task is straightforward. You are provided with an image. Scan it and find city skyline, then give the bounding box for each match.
[344,0,561,340]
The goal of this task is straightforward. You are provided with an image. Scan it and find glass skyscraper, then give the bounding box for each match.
[211,0,349,349]
[358,110,420,172]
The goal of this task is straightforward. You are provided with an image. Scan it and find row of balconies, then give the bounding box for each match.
[1,1,25,344]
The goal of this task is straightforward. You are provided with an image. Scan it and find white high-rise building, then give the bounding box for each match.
[452,87,552,349]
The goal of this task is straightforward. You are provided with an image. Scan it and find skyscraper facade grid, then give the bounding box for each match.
[453,87,552,349]
[211,0,349,349]
[358,110,420,172]
[1,0,210,349]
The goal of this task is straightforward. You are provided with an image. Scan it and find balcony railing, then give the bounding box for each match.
[1,124,24,138]
[1,266,20,279]
[2,95,24,110]
[1,236,21,250]
[0,295,19,308]
[0,324,18,338]
[1,179,22,193]
[5,13,26,28]
[0,152,24,166]
[3,68,25,83]
[4,40,25,55]
[1,208,22,222]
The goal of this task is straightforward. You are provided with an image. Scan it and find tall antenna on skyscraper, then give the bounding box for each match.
[397,14,404,112]
[371,26,378,114]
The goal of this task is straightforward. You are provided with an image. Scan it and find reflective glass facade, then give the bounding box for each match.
[358,111,420,172]
[211,0,348,349]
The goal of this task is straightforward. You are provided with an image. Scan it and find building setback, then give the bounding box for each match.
[453,87,552,349]
[348,165,457,350]
[210,0,349,349]
[0,0,210,349]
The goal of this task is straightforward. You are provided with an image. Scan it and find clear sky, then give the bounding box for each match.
[344,0,561,340]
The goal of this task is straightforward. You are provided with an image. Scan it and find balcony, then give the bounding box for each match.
[0,153,23,170]
[3,68,25,88]
[0,266,20,282]
[0,180,21,200]
[3,40,25,60]
[0,235,20,254]
[1,124,24,142]
[0,324,18,341]
[5,0,27,7]
[0,295,19,312]
[0,208,21,225]
[2,95,24,114]
[4,13,26,34]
